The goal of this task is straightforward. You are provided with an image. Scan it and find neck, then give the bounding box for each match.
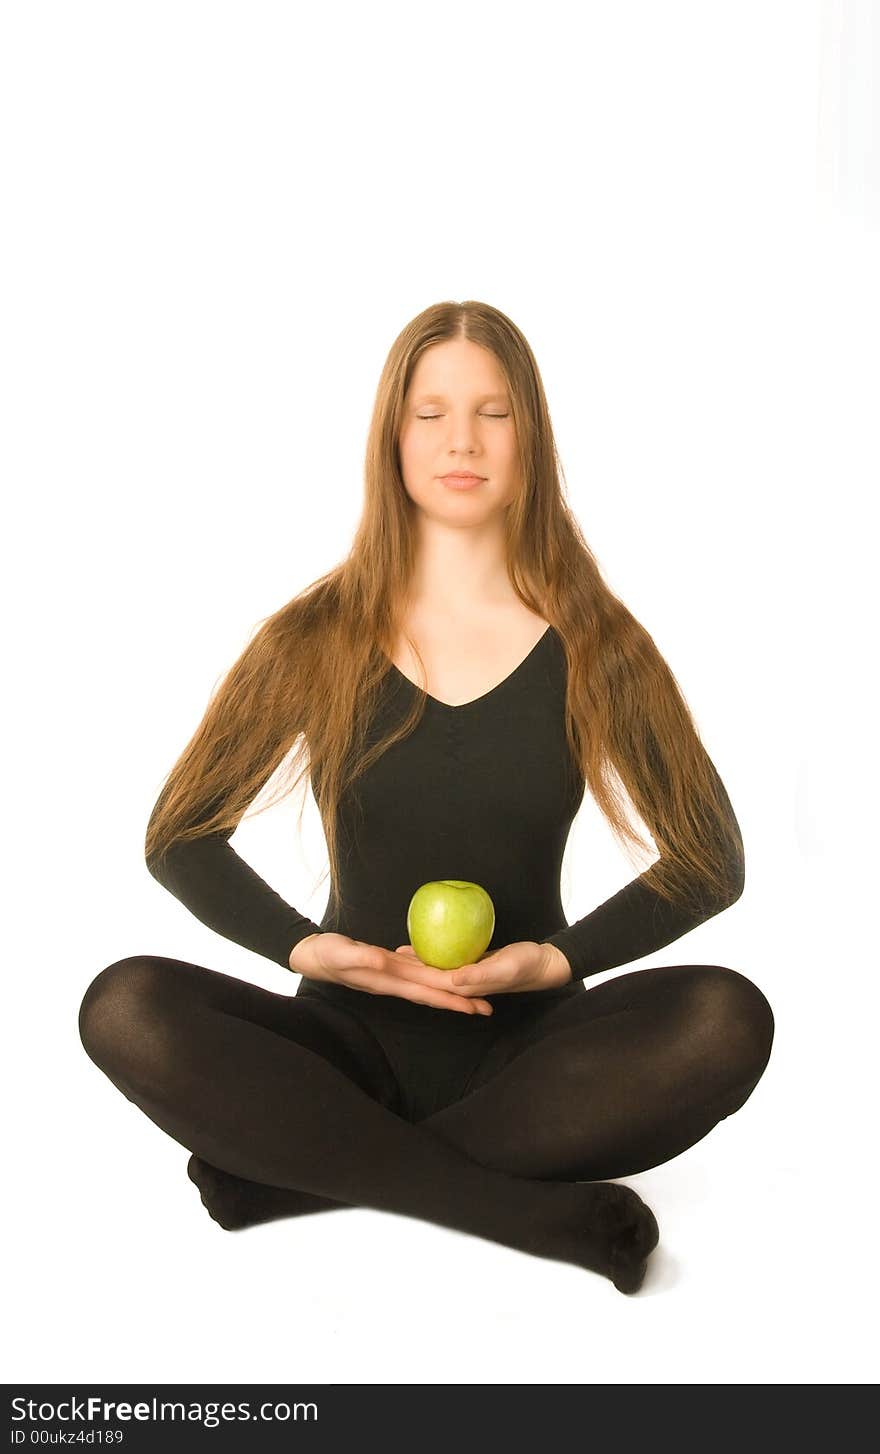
[408,516,514,614]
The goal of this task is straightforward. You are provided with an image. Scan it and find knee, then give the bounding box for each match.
[77,956,167,1066]
[686,965,775,1083]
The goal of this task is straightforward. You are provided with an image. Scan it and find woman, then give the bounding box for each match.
[78,301,774,1296]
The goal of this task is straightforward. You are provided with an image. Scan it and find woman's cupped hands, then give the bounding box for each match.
[289,932,571,1014]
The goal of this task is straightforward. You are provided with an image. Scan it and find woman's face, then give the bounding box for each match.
[398,338,521,518]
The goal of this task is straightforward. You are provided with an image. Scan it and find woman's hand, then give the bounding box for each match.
[394,939,573,995]
[289,932,495,1016]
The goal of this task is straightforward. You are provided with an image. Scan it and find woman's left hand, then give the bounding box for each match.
[393,939,572,996]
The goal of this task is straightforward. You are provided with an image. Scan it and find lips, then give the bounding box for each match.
[441,473,485,482]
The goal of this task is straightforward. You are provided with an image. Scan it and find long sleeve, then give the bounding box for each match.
[146,830,324,972]
[542,758,745,984]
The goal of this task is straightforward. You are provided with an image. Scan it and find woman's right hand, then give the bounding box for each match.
[288,932,494,1016]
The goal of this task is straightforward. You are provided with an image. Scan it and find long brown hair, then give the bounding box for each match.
[145,300,744,924]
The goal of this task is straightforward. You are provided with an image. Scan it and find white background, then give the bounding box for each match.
[3,0,878,1386]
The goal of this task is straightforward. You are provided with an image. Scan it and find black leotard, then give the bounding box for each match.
[146,625,743,1010]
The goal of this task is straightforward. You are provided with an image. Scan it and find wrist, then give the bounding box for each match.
[542,941,573,984]
[289,931,322,972]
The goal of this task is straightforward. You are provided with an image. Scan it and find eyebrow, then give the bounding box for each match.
[412,392,509,404]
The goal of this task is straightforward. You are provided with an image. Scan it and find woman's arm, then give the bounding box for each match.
[541,755,745,983]
[146,831,323,971]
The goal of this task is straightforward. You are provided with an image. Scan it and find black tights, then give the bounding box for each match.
[77,956,774,1293]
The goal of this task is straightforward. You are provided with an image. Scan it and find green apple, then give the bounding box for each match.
[406,880,495,970]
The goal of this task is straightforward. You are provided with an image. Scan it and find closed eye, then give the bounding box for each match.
[417,414,509,420]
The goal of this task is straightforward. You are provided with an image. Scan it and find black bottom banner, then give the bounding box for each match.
[2,1383,859,1448]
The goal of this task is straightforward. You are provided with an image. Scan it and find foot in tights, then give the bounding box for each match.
[187,1153,347,1229]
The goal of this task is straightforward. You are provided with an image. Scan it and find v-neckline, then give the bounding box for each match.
[383,624,554,712]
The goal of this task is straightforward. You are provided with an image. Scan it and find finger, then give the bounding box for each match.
[451,970,516,997]
[451,968,482,987]
[341,947,482,1007]
[341,965,492,1015]
[389,953,472,992]
[383,950,496,1008]
[390,948,484,993]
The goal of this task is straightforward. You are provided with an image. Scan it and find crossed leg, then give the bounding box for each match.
[79,955,773,1244]
[193,961,773,1218]
[77,956,664,1292]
